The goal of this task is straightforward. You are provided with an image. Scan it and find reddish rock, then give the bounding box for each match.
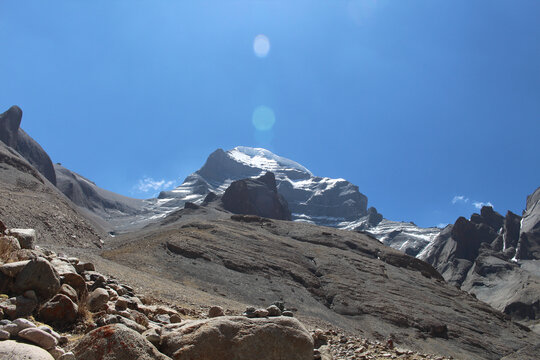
[39,294,78,326]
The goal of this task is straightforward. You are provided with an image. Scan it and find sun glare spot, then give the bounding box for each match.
[252,106,275,131]
[253,34,270,58]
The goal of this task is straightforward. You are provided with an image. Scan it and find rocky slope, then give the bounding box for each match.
[422,192,540,333]
[100,197,540,359]
[54,164,148,232]
[0,141,102,249]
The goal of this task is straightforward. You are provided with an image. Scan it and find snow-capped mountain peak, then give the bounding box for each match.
[229,147,313,176]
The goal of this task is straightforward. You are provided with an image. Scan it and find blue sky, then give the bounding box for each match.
[1,1,539,227]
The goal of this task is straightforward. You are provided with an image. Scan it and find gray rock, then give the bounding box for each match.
[50,258,77,276]
[0,235,21,262]
[222,172,292,221]
[266,304,281,316]
[87,288,109,312]
[208,305,224,318]
[18,327,58,350]
[0,260,30,277]
[48,347,65,360]
[0,329,9,339]
[0,339,55,360]
[72,324,170,360]
[8,228,36,249]
[1,323,19,336]
[58,283,77,302]
[16,293,38,317]
[13,317,37,332]
[15,258,61,301]
[160,316,313,360]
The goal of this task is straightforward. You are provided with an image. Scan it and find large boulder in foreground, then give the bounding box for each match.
[222,172,292,220]
[14,258,61,301]
[160,316,313,360]
[73,324,170,360]
[0,339,54,360]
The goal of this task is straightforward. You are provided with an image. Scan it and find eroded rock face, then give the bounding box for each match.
[222,172,292,221]
[160,316,313,360]
[73,324,170,360]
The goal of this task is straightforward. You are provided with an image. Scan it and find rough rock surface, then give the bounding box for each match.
[0,339,55,360]
[39,294,78,326]
[72,324,171,360]
[422,194,540,331]
[0,105,56,185]
[222,172,291,220]
[160,316,313,360]
[15,258,61,301]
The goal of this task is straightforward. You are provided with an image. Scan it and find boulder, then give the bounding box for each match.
[58,284,78,302]
[0,339,55,360]
[87,288,109,312]
[14,258,61,301]
[208,306,224,318]
[0,219,6,234]
[160,316,313,360]
[15,293,38,317]
[18,327,58,350]
[0,235,21,261]
[61,272,87,299]
[72,324,170,360]
[0,260,30,277]
[50,259,77,276]
[8,228,36,249]
[39,294,78,326]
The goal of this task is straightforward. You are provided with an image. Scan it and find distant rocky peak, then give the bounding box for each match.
[0,105,23,148]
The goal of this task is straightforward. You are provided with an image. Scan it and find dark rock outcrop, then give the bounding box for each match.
[221,172,291,221]
[423,195,540,329]
[0,106,56,185]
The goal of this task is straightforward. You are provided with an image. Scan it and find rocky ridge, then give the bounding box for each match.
[422,192,540,333]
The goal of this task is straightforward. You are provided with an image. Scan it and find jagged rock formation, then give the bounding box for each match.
[0,106,56,185]
[422,191,540,332]
[221,172,291,220]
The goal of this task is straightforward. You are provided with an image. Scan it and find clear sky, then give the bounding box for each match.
[1,1,539,228]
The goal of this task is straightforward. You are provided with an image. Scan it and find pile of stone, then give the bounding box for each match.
[311,327,454,360]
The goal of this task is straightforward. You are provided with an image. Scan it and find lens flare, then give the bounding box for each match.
[253,34,270,58]
[252,106,275,131]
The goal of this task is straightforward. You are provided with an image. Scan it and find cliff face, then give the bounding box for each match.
[422,194,540,329]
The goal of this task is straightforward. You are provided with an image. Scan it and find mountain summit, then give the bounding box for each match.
[159,147,368,226]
